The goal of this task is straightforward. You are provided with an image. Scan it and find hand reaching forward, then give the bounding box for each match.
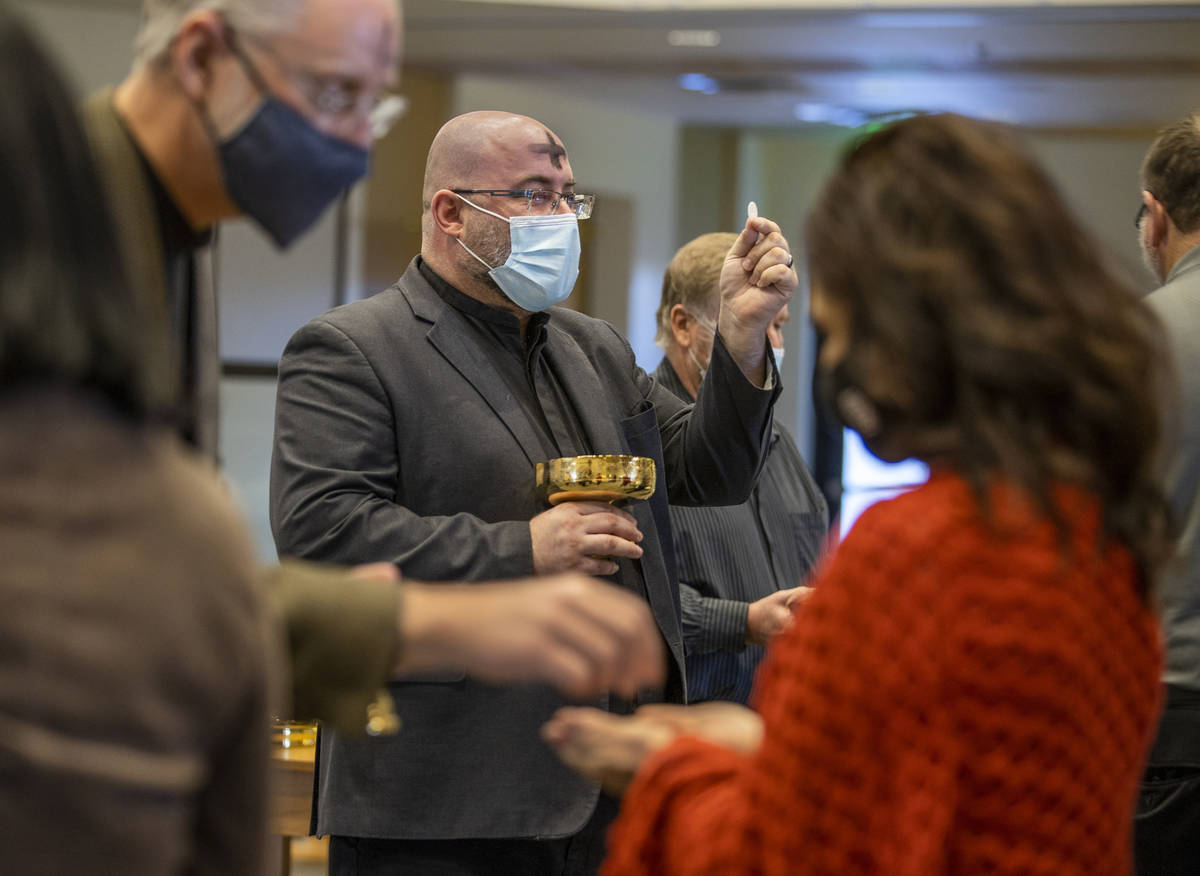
[397,574,665,699]
[543,701,764,796]
[718,215,798,384]
[746,586,804,645]
[542,707,678,796]
[531,501,644,576]
[633,702,764,755]
[786,585,815,611]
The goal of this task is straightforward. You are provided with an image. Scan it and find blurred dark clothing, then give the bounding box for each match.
[1135,686,1200,876]
[0,388,269,875]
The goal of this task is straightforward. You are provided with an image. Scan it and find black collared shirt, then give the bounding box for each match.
[416,257,591,460]
[123,119,213,448]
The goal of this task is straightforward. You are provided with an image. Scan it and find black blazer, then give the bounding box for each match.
[270,258,778,840]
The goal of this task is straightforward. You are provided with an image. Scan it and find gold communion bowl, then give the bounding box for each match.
[536,454,657,505]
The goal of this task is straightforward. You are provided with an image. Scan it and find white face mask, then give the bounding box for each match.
[772,346,785,369]
[685,310,717,383]
[455,195,581,312]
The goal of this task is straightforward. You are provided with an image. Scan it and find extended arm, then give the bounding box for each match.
[547,503,952,875]
[646,215,797,508]
[680,582,749,654]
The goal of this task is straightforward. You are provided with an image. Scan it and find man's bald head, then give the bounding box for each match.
[422,111,571,216]
[419,110,577,315]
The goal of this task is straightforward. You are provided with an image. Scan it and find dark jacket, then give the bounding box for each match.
[270,258,779,839]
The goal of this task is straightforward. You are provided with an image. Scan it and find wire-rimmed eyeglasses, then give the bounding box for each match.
[225,24,406,141]
[452,189,595,220]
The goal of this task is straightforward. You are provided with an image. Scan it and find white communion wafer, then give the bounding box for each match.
[747,200,758,220]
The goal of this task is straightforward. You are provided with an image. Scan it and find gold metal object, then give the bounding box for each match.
[535,454,656,505]
[270,687,401,750]
[271,719,319,749]
[366,689,402,736]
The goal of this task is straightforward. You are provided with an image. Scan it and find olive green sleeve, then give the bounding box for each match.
[260,560,399,736]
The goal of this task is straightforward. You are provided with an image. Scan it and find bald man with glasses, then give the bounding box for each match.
[270,109,796,875]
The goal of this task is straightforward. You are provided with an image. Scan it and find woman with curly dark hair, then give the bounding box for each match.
[545,113,1170,876]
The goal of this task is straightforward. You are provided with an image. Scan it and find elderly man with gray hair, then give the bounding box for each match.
[87,0,410,741]
[654,232,827,704]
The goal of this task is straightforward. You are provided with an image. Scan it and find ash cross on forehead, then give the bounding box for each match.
[530,130,566,170]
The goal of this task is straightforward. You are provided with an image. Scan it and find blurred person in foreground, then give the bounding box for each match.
[86,0,665,735]
[1133,111,1200,876]
[0,7,270,871]
[544,113,1171,876]
[654,232,826,704]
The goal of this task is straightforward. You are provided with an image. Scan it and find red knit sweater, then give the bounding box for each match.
[604,473,1162,876]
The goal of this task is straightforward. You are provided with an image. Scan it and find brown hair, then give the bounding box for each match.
[807,113,1170,587]
[0,6,167,420]
[1141,112,1200,234]
[655,232,735,347]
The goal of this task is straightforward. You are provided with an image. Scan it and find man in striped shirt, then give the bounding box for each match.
[654,232,828,703]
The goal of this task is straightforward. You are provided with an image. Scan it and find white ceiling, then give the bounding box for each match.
[404,1,1200,130]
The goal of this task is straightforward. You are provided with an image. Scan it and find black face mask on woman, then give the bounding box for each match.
[813,328,914,463]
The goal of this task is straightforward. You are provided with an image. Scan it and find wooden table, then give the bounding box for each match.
[270,743,317,874]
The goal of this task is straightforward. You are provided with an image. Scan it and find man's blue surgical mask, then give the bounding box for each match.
[217,97,369,248]
[455,195,581,312]
[685,310,717,383]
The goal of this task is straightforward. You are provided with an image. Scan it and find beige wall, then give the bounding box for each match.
[12,0,135,89]
[1027,130,1158,294]
[361,69,453,294]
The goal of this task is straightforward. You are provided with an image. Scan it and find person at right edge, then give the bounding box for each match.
[1133,111,1200,876]
[654,232,827,704]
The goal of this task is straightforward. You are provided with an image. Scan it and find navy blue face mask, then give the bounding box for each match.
[201,25,371,248]
[217,97,369,248]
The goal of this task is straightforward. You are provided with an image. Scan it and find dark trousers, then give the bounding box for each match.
[1134,685,1200,876]
[329,794,620,876]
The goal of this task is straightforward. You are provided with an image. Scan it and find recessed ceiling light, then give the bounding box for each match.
[679,73,720,95]
[793,103,867,127]
[668,30,721,48]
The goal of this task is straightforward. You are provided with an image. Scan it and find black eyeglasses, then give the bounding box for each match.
[1134,202,1148,228]
[1134,193,1157,229]
[225,24,405,140]
[452,189,595,220]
